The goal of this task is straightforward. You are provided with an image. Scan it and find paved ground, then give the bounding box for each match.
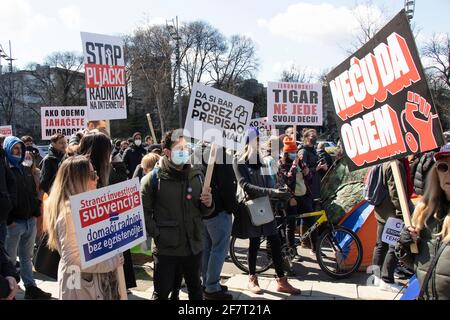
[15,246,407,300]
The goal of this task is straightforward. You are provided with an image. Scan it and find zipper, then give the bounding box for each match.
[431,233,442,300]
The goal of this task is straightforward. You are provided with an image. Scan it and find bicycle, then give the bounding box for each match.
[230,197,363,279]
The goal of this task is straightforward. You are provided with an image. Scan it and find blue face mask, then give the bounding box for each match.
[171,150,190,166]
[288,153,297,161]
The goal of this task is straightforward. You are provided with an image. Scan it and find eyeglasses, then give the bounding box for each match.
[89,170,98,181]
[436,162,449,173]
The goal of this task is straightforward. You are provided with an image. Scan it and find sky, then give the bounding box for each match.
[0,0,448,84]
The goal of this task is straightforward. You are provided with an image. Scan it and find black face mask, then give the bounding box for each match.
[26,145,34,152]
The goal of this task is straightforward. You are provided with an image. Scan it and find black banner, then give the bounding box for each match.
[327,10,445,171]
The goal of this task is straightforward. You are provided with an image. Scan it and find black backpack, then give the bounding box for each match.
[363,164,387,206]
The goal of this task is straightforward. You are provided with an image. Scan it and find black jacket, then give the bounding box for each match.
[299,145,321,199]
[0,149,17,224]
[39,146,64,194]
[0,246,19,299]
[123,144,147,178]
[398,200,450,300]
[205,149,239,220]
[413,151,436,196]
[109,162,129,185]
[8,165,40,224]
[232,155,278,239]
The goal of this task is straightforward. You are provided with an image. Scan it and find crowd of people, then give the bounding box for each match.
[0,121,449,300]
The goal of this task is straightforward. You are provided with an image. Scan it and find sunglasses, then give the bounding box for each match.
[436,162,449,173]
[89,170,98,181]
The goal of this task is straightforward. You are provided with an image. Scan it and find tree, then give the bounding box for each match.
[209,35,259,93]
[24,52,85,109]
[422,33,450,131]
[0,68,21,125]
[280,64,313,83]
[180,21,226,93]
[422,33,450,88]
[125,25,176,135]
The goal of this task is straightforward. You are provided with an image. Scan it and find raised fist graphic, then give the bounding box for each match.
[403,91,439,153]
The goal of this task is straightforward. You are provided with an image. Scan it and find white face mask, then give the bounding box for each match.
[23,159,33,167]
[135,139,142,146]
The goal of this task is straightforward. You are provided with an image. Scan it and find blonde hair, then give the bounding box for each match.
[412,167,450,242]
[44,156,91,250]
[302,128,317,145]
[141,153,160,173]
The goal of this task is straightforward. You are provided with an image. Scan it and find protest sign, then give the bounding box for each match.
[41,106,87,140]
[184,82,254,152]
[267,82,323,126]
[250,117,274,141]
[69,178,146,269]
[81,32,127,121]
[0,125,12,136]
[382,217,404,246]
[327,10,445,172]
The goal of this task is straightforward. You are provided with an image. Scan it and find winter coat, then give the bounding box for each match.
[141,156,214,256]
[232,155,278,239]
[39,145,64,194]
[299,145,321,199]
[109,162,128,185]
[3,137,40,225]
[7,164,40,224]
[123,144,147,178]
[374,160,412,224]
[398,200,450,300]
[0,149,17,224]
[206,148,238,220]
[413,151,436,196]
[0,245,19,299]
[56,202,121,300]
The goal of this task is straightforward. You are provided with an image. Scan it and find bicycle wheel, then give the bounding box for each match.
[229,236,273,274]
[316,225,363,279]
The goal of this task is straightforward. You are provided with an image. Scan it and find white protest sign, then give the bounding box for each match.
[81,32,127,121]
[41,106,87,140]
[0,125,13,136]
[184,83,254,152]
[381,217,404,246]
[250,117,274,141]
[267,82,322,126]
[69,178,146,269]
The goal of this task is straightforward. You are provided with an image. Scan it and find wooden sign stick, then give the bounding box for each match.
[146,113,158,144]
[203,143,218,193]
[390,160,418,254]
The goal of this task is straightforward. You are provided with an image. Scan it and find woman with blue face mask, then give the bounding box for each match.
[140,129,214,300]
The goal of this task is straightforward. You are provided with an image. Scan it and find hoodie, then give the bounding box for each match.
[3,136,25,171]
[3,136,39,224]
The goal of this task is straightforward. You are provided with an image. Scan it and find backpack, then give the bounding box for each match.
[363,164,387,206]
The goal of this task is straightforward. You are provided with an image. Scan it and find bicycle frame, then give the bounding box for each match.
[295,210,328,242]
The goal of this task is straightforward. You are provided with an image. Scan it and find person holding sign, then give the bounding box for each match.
[141,129,214,300]
[397,143,450,300]
[372,159,414,292]
[232,127,301,295]
[44,156,124,300]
